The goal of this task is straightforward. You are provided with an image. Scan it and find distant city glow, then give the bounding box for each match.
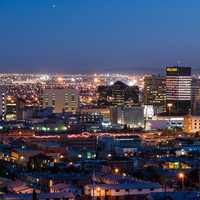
[40,75,49,81]
[109,81,114,85]
[57,76,64,82]
[128,79,137,86]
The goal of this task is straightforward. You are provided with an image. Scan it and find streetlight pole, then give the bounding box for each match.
[167,103,173,115]
[178,172,185,190]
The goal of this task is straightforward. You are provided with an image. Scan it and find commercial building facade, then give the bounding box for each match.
[166,66,192,115]
[144,75,166,114]
[192,78,200,115]
[184,115,200,134]
[110,106,144,129]
[42,88,79,113]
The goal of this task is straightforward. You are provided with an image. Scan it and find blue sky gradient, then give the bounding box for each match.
[0,0,200,73]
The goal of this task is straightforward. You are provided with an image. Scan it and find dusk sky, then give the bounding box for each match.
[0,0,200,73]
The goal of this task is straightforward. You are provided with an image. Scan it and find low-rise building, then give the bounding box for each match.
[98,135,141,158]
[184,115,200,134]
[0,192,75,200]
[80,107,111,122]
[85,182,163,199]
[110,106,144,129]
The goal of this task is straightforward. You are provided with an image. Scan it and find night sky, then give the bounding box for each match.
[0,0,200,73]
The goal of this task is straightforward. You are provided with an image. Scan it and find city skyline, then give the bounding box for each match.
[1,0,200,73]
[1,2,200,199]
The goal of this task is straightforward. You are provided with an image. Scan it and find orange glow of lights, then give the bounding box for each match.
[57,77,64,82]
[178,172,184,179]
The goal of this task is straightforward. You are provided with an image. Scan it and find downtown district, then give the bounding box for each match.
[0,66,199,200]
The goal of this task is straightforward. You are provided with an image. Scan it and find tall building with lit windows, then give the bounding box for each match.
[166,66,192,115]
[144,75,166,114]
[191,78,200,115]
[42,88,79,113]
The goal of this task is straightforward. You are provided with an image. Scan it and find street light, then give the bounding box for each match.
[107,153,112,158]
[114,168,119,173]
[178,172,185,190]
[78,154,82,158]
[167,103,173,114]
[122,173,126,177]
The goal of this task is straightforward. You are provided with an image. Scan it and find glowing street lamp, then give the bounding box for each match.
[78,154,82,158]
[122,173,127,177]
[114,168,119,174]
[107,153,112,158]
[167,103,173,114]
[178,172,185,190]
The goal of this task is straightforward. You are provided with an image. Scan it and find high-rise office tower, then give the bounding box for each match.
[144,75,166,113]
[16,98,25,120]
[191,78,200,115]
[166,66,192,115]
[111,81,126,106]
[42,88,79,113]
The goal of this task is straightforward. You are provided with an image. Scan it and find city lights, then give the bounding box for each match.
[0,1,199,198]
